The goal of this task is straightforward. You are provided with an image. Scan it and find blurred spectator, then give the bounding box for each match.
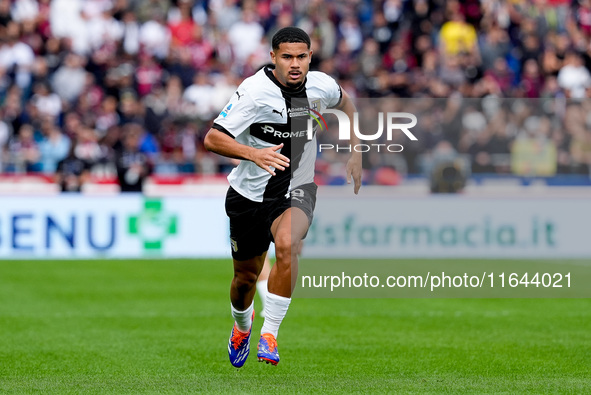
[0,0,11,29]
[359,39,381,77]
[121,9,140,56]
[0,21,35,89]
[168,0,195,49]
[135,0,169,24]
[158,121,197,174]
[228,9,263,65]
[167,46,196,88]
[209,70,239,112]
[7,124,40,172]
[183,72,214,120]
[143,83,168,135]
[120,91,144,125]
[519,58,544,98]
[339,15,363,53]
[479,24,511,68]
[2,86,23,133]
[0,116,9,173]
[38,121,70,174]
[49,0,88,54]
[485,57,514,95]
[511,116,557,176]
[74,125,102,167]
[575,0,591,38]
[163,75,186,116]
[468,131,495,173]
[439,6,478,57]
[95,96,120,134]
[139,10,170,60]
[210,0,241,33]
[135,54,162,97]
[557,50,591,98]
[86,2,123,54]
[383,0,403,31]
[51,53,86,104]
[31,81,61,118]
[62,112,82,139]
[55,141,91,192]
[188,24,213,70]
[115,123,152,192]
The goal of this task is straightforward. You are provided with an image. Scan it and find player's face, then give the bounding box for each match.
[271,42,312,88]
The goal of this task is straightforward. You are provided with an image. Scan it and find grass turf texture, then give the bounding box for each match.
[0,259,589,394]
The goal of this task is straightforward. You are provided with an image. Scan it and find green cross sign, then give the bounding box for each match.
[129,199,178,251]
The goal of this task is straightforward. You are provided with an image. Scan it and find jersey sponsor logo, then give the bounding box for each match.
[235,91,244,100]
[272,108,285,118]
[288,106,310,118]
[260,124,308,139]
[287,100,319,118]
[261,125,276,134]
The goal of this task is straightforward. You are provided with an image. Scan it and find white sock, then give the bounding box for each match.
[256,280,269,317]
[260,292,291,338]
[231,301,254,333]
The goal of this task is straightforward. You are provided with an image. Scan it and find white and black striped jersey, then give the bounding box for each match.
[212,65,342,202]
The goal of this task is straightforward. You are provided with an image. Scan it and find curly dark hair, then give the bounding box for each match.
[271,27,311,51]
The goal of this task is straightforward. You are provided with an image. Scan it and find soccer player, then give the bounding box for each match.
[204,27,361,367]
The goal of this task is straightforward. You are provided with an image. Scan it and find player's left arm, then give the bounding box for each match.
[334,89,362,194]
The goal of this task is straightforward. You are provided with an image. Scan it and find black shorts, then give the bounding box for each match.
[225,182,317,261]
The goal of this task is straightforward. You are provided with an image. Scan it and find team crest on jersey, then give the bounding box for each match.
[310,100,321,112]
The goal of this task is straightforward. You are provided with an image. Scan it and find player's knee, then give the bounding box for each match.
[233,270,257,293]
[275,233,299,261]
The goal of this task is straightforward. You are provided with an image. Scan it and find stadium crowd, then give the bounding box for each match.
[0,0,590,191]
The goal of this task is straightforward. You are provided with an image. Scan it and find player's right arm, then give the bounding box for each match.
[204,88,290,176]
[204,129,289,176]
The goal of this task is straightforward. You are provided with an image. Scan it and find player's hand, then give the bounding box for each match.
[250,143,290,176]
[346,154,362,194]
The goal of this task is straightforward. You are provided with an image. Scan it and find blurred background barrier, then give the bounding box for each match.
[2,186,590,259]
[308,190,591,258]
[0,194,228,258]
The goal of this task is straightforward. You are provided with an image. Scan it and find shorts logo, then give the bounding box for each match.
[230,238,238,252]
[290,189,304,203]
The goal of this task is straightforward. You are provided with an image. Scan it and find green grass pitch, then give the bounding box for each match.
[0,259,590,394]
